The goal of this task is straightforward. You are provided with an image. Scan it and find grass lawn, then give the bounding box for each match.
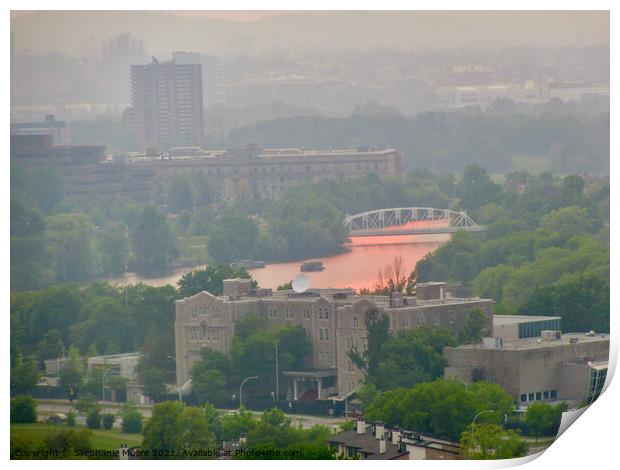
[11,423,143,451]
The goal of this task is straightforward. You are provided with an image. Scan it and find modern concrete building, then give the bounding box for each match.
[174,278,494,401]
[11,114,71,145]
[492,315,561,342]
[444,330,609,408]
[126,56,204,151]
[10,133,157,205]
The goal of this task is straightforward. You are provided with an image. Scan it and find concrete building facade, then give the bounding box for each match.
[127,57,204,151]
[444,331,609,407]
[174,279,493,400]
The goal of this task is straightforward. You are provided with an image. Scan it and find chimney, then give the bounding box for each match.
[379,433,386,454]
[375,421,385,439]
[391,427,400,445]
[356,419,366,434]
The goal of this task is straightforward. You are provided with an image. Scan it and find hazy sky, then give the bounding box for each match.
[11,10,609,57]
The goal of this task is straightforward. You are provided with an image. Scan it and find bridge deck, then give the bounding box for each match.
[348,226,486,237]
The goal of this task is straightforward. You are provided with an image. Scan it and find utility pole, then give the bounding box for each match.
[275,341,279,402]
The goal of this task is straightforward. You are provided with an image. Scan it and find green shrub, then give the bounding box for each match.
[66,411,76,426]
[102,413,115,430]
[86,408,101,429]
[11,395,37,423]
[121,410,143,434]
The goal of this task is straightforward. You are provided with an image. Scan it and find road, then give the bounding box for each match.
[35,399,347,430]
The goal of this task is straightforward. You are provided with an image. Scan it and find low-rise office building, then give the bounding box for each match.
[444,330,609,407]
[174,278,494,401]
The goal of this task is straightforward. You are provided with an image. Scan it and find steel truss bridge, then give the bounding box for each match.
[343,207,485,237]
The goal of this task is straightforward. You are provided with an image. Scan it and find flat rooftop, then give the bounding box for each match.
[183,288,491,310]
[493,315,561,327]
[454,332,609,351]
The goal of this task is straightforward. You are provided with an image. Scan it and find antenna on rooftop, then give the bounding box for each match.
[292,274,311,293]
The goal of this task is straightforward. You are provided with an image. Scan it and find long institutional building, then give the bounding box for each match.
[175,279,609,408]
[10,132,404,204]
[175,280,494,401]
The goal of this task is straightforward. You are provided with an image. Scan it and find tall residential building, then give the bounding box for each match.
[102,33,146,102]
[126,56,204,151]
[203,55,225,107]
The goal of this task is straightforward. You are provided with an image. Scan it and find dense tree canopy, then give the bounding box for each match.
[364,379,515,441]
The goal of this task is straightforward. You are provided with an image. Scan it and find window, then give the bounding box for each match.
[269,308,277,319]
[520,394,527,403]
[286,308,293,319]
[418,315,425,325]
[319,329,324,341]
[543,391,549,399]
[303,308,310,320]
[318,307,323,319]
[324,308,330,320]
[433,314,440,325]
[325,329,330,341]
[450,312,455,324]
[550,390,557,399]
[353,316,359,328]
[536,392,542,401]
[528,393,535,402]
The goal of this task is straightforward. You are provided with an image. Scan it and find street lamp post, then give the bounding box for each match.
[470,410,496,454]
[239,376,259,408]
[167,355,182,403]
[275,341,279,402]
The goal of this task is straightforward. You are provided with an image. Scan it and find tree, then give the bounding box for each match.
[525,402,567,441]
[207,213,260,264]
[131,207,178,272]
[364,379,514,441]
[347,308,390,384]
[177,265,256,298]
[519,272,609,333]
[220,406,258,442]
[456,165,503,211]
[120,401,143,434]
[457,309,489,345]
[59,346,84,398]
[191,368,228,406]
[168,175,195,213]
[460,424,528,459]
[142,401,217,459]
[11,357,41,394]
[11,395,37,423]
[102,413,115,430]
[142,401,184,458]
[231,325,311,394]
[45,212,97,283]
[136,363,168,403]
[374,327,457,390]
[98,226,128,275]
[35,329,65,361]
[86,407,101,429]
[540,206,592,240]
[177,407,217,459]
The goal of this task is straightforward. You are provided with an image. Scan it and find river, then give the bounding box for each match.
[108,233,450,291]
